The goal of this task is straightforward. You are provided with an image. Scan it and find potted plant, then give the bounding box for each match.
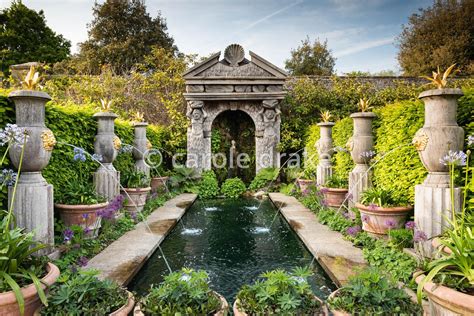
[54,147,108,238]
[296,169,316,194]
[38,270,134,315]
[135,268,228,315]
[120,169,151,214]
[233,267,325,315]
[321,175,349,208]
[328,268,422,315]
[150,166,169,194]
[355,187,412,235]
[415,141,474,315]
[0,119,60,315]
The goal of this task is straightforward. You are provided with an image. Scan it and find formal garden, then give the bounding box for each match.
[1,0,473,315]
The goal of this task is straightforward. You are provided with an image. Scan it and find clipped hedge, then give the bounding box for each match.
[304,88,473,203]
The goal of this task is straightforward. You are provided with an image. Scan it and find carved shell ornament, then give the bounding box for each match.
[345,137,354,152]
[41,130,56,151]
[113,136,122,150]
[224,44,245,67]
[412,130,429,151]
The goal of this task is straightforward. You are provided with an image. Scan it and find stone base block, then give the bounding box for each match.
[316,161,332,186]
[8,173,54,254]
[94,164,120,201]
[348,165,372,208]
[415,184,461,257]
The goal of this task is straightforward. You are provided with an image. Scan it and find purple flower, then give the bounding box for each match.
[321,199,328,207]
[361,214,370,223]
[405,221,416,230]
[0,124,28,146]
[303,189,309,195]
[82,213,89,220]
[77,256,89,267]
[63,228,74,242]
[70,265,78,274]
[468,135,474,146]
[439,150,467,166]
[359,150,376,160]
[414,230,428,242]
[368,203,378,211]
[83,227,91,235]
[320,187,329,194]
[73,147,86,162]
[130,212,137,220]
[119,144,133,154]
[0,169,17,187]
[385,219,397,229]
[92,153,103,162]
[346,226,361,237]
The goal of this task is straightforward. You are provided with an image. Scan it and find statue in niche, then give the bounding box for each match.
[187,101,207,165]
[228,140,238,178]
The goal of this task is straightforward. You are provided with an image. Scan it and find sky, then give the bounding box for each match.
[0,0,434,74]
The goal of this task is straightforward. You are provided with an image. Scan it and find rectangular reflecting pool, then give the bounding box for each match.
[129,198,336,303]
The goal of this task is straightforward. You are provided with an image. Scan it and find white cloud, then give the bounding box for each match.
[333,36,395,57]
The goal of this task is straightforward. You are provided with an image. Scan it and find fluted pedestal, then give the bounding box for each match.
[93,163,120,201]
[133,122,150,176]
[316,122,335,186]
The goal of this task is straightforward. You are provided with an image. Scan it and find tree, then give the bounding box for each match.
[285,37,336,76]
[78,0,177,74]
[397,0,474,76]
[0,1,71,74]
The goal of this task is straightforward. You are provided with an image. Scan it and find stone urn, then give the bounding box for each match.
[133,122,151,176]
[413,89,464,187]
[347,112,376,207]
[93,111,120,200]
[8,90,56,249]
[316,122,335,186]
[0,262,60,316]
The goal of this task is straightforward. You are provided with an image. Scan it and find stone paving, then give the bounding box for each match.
[268,193,367,286]
[85,193,197,285]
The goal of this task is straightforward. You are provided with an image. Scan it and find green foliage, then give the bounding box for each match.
[220,177,246,199]
[303,124,320,174]
[0,1,71,75]
[120,170,150,188]
[360,187,409,207]
[397,0,474,76]
[324,175,348,188]
[363,241,417,283]
[332,117,354,178]
[236,267,322,315]
[140,268,222,316]
[168,166,200,193]
[328,268,422,315]
[285,37,335,76]
[373,100,426,203]
[248,167,279,191]
[40,270,128,315]
[388,228,414,249]
[76,0,176,74]
[55,181,106,205]
[198,170,219,199]
[317,208,353,232]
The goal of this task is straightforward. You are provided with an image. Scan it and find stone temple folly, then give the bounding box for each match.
[183,44,287,173]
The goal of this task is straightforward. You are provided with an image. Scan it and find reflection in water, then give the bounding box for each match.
[129,198,336,304]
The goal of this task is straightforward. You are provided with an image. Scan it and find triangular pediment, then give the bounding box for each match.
[183,46,287,79]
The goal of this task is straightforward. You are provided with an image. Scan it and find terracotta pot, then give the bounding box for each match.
[415,274,474,315]
[431,237,453,255]
[55,202,109,238]
[327,289,350,316]
[34,290,135,316]
[0,262,60,316]
[133,291,228,315]
[150,176,169,193]
[121,187,151,213]
[355,203,413,235]
[297,179,316,194]
[321,187,348,208]
[233,295,326,316]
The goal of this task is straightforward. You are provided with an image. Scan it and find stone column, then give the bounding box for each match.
[413,88,464,256]
[8,90,55,252]
[93,112,120,201]
[347,112,376,208]
[133,122,150,176]
[316,122,335,186]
